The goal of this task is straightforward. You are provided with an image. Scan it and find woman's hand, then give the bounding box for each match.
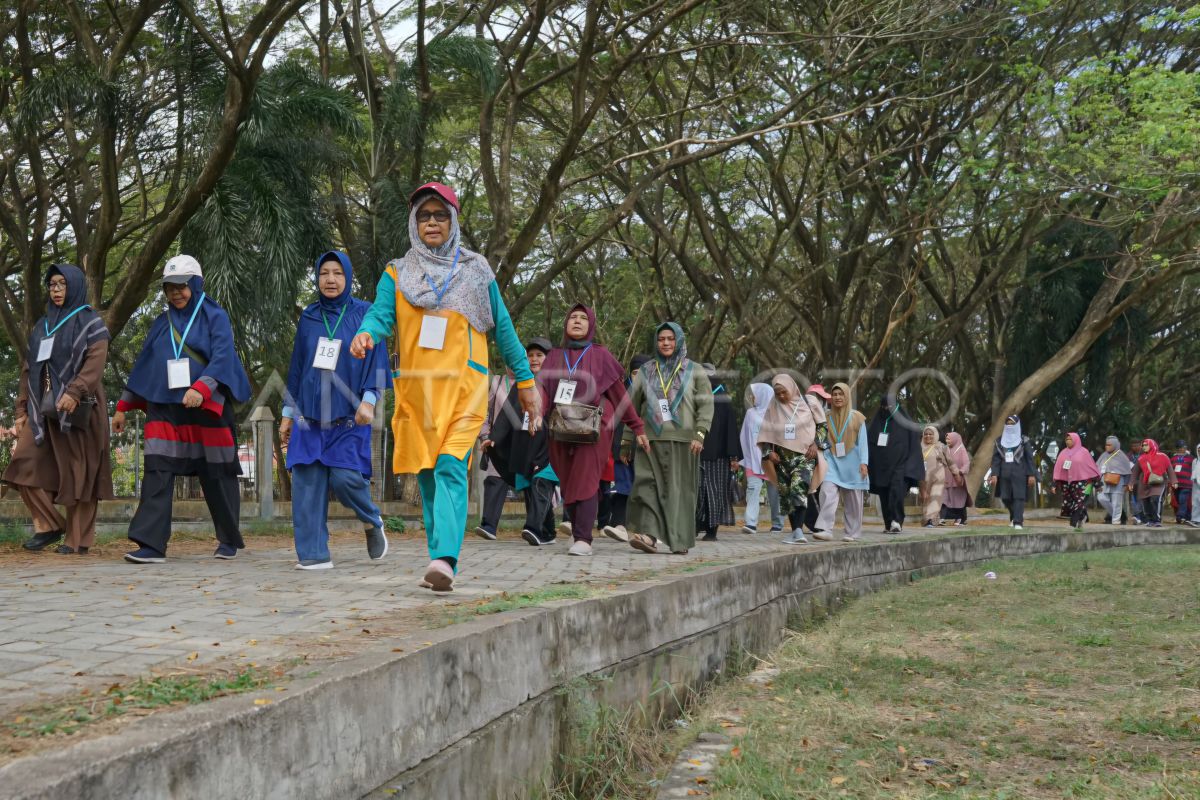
[766,451,781,465]
[987,475,997,488]
[730,459,740,472]
[56,394,78,415]
[279,417,293,446]
[355,401,375,426]
[690,439,704,456]
[350,332,374,359]
[111,411,126,434]
[1050,485,1057,495]
[859,463,869,479]
[805,443,818,459]
[182,389,203,409]
[518,386,542,435]
[481,438,494,451]
[636,433,650,454]
[1027,476,1036,488]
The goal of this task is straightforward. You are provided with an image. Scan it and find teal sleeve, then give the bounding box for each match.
[488,281,533,383]
[356,270,397,344]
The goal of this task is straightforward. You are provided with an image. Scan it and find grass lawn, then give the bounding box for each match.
[696,546,1200,799]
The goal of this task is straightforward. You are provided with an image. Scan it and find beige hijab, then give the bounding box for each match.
[826,381,865,452]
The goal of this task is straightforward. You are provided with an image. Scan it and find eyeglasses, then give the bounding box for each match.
[163,284,189,294]
[416,210,451,223]
[48,280,68,290]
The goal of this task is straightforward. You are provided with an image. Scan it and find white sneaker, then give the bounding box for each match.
[295,560,333,570]
[557,520,573,537]
[568,540,592,556]
[811,530,833,541]
[889,521,902,533]
[842,534,861,542]
[782,530,808,545]
[602,524,629,543]
[1013,524,1023,531]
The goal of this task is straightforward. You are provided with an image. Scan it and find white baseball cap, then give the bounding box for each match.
[162,255,203,284]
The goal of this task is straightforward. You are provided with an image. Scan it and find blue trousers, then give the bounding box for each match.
[291,463,382,562]
[417,453,469,571]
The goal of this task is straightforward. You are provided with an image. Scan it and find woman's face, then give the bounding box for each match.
[416,197,451,248]
[830,387,846,409]
[657,329,676,357]
[1065,433,1076,448]
[923,429,936,444]
[772,381,792,404]
[164,282,192,309]
[526,347,546,374]
[1104,441,1114,453]
[318,260,346,299]
[47,274,67,307]
[1142,441,1152,453]
[565,310,590,340]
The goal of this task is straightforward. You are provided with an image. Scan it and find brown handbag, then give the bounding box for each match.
[548,402,602,444]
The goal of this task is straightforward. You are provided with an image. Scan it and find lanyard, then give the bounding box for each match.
[424,248,462,308]
[712,384,724,395]
[170,294,206,360]
[564,344,592,377]
[322,305,347,339]
[830,410,853,442]
[656,359,684,397]
[44,304,91,337]
[881,405,898,433]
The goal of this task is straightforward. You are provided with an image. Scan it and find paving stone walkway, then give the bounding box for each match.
[0,516,1049,715]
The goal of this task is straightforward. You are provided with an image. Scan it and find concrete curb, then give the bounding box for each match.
[2,528,1195,799]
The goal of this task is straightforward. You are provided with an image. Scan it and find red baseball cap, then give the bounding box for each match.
[409,182,460,212]
[807,383,831,400]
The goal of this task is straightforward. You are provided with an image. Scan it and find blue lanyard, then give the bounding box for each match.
[170,294,206,360]
[44,304,91,337]
[424,249,462,308]
[712,384,724,395]
[831,410,853,442]
[564,344,592,377]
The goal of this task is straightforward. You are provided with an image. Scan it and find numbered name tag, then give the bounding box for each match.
[876,433,889,447]
[312,337,342,370]
[418,314,448,350]
[36,336,54,362]
[783,423,797,441]
[521,411,530,431]
[167,358,191,390]
[834,442,846,457]
[554,380,577,404]
[1175,464,1183,473]
[1005,451,1015,463]
[1063,459,1072,470]
[658,398,673,422]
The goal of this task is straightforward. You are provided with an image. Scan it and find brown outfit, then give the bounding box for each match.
[4,340,114,548]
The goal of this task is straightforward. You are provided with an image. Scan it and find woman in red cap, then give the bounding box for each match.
[351,182,540,591]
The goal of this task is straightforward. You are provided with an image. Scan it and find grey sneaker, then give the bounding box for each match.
[782,530,808,545]
[811,530,833,541]
[366,526,388,561]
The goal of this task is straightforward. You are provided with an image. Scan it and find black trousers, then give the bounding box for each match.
[878,478,907,528]
[128,470,244,554]
[804,491,822,531]
[596,481,615,529]
[941,504,968,523]
[479,475,508,531]
[523,478,558,542]
[1002,497,1025,526]
[1142,492,1164,524]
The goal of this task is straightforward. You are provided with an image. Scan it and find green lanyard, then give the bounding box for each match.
[322,305,347,339]
[881,405,898,433]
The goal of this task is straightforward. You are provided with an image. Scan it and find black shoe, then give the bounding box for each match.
[125,546,166,564]
[521,529,542,547]
[54,545,76,554]
[23,531,63,551]
[78,547,89,555]
[474,525,497,541]
[701,533,717,542]
[366,526,388,560]
[213,543,238,559]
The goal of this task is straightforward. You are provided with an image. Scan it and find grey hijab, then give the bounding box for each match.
[393,201,495,332]
[1099,436,1133,475]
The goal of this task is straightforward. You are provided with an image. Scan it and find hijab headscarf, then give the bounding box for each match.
[125,272,251,405]
[285,250,389,422]
[757,374,825,454]
[639,322,694,423]
[24,264,111,444]
[946,431,971,474]
[1098,435,1132,475]
[921,424,940,457]
[539,303,625,408]
[1053,432,1101,481]
[739,383,774,472]
[1138,439,1171,478]
[393,191,495,332]
[826,382,865,453]
[1000,415,1022,448]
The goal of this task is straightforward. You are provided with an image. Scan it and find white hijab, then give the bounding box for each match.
[1000,417,1022,448]
[739,383,775,473]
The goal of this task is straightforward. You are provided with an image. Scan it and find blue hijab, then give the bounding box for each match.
[285,251,389,422]
[125,275,252,405]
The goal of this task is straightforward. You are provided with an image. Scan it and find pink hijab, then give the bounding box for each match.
[946,431,970,473]
[1053,432,1101,481]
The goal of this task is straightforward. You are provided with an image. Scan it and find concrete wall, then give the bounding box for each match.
[2,528,1195,800]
